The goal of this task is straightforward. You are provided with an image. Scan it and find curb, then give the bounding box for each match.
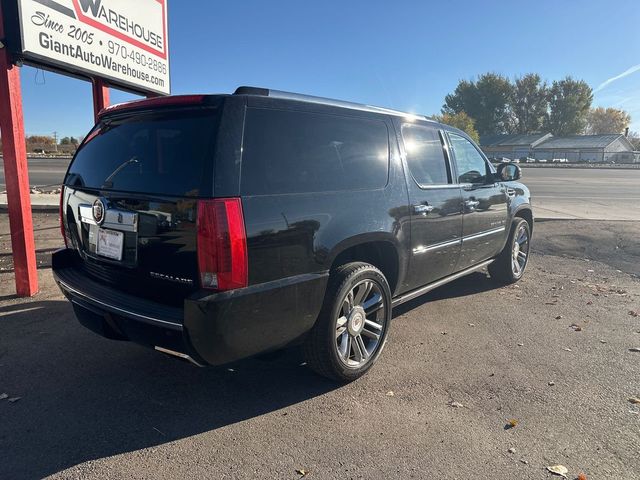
[0,204,59,213]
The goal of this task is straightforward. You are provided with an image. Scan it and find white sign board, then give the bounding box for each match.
[15,0,170,95]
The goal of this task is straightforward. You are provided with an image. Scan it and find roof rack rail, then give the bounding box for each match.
[233,86,429,121]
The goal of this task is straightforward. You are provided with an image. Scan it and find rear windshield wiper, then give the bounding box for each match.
[101,157,140,189]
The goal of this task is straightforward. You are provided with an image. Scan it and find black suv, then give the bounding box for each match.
[53,87,532,381]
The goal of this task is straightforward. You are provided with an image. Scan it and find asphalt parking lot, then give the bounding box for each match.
[1,214,639,479]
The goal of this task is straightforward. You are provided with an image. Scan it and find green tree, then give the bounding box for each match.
[512,73,548,134]
[585,107,631,134]
[60,137,71,145]
[545,77,593,135]
[26,135,56,145]
[432,112,480,143]
[443,73,513,136]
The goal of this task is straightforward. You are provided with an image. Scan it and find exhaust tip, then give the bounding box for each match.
[155,346,205,367]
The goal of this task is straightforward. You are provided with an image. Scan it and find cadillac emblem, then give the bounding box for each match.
[92,198,106,225]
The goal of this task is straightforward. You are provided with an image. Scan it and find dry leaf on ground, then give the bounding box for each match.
[546,464,568,478]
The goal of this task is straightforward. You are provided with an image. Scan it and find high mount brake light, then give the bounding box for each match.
[98,95,206,119]
[197,198,248,291]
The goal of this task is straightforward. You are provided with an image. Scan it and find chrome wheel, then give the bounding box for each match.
[335,279,387,368]
[511,223,529,277]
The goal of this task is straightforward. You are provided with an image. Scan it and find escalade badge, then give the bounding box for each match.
[92,198,106,225]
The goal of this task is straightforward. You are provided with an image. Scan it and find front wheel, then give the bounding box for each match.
[489,218,531,284]
[304,262,392,382]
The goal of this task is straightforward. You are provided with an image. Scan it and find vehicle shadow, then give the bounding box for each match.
[0,300,338,480]
[0,270,498,479]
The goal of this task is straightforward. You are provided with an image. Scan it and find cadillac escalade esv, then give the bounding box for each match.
[53,87,533,381]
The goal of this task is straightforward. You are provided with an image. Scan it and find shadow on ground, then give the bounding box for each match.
[0,271,499,479]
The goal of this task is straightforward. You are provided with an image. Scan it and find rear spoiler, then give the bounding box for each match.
[97,95,222,119]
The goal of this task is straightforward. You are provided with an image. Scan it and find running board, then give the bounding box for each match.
[391,259,494,308]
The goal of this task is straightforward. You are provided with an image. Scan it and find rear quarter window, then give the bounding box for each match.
[241,108,389,195]
[65,108,219,197]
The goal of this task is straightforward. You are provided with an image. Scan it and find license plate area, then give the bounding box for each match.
[96,228,124,261]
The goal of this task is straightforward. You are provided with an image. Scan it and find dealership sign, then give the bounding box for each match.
[8,0,170,94]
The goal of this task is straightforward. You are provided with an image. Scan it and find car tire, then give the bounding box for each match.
[304,262,392,382]
[488,218,531,284]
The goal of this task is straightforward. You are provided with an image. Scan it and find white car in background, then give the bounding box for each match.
[538,159,548,163]
[524,157,536,163]
[552,158,569,163]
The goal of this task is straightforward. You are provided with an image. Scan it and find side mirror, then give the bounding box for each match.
[496,163,521,181]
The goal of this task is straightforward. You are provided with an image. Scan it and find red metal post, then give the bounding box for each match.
[92,78,110,122]
[0,2,39,296]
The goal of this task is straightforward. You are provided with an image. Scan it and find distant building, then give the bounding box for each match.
[480,133,552,160]
[480,133,636,163]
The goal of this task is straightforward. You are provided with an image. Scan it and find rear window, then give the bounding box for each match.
[65,108,219,197]
[241,108,389,195]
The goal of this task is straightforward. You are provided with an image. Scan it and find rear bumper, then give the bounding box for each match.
[52,249,328,365]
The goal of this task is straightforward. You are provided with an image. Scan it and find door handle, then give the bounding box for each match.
[506,187,516,197]
[413,204,435,215]
[464,200,480,210]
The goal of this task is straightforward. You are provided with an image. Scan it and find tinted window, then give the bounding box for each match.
[401,124,449,185]
[241,109,389,195]
[66,109,219,197]
[449,133,489,184]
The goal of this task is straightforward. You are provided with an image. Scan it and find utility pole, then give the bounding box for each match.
[52,130,58,152]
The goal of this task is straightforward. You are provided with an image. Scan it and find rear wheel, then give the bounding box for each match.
[304,262,391,382]
[489,218,531,284]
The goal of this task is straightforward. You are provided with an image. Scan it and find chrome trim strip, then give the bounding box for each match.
[58,278,183,330]
[462,226,506,242]
[79,205,97,225]
[413,238,461,255]
[415,184,460,190]
[79,204,138,232]
[413,227,505,255]
[392,259,494,307]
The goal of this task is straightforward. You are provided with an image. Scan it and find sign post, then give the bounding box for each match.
[0,0,169,297]
[92,77,109,122]
[0,1,39,296]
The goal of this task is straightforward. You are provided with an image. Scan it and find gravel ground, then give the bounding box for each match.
[1,215,639,480]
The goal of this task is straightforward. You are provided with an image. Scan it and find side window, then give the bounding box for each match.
[401,124,450,186]
[241,109,389,195]
[448,133,489,184]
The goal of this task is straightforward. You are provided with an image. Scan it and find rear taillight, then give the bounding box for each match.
[197,198,248,291]
[59,186,68,247]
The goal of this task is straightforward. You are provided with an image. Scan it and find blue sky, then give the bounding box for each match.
[18,0,640,138]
